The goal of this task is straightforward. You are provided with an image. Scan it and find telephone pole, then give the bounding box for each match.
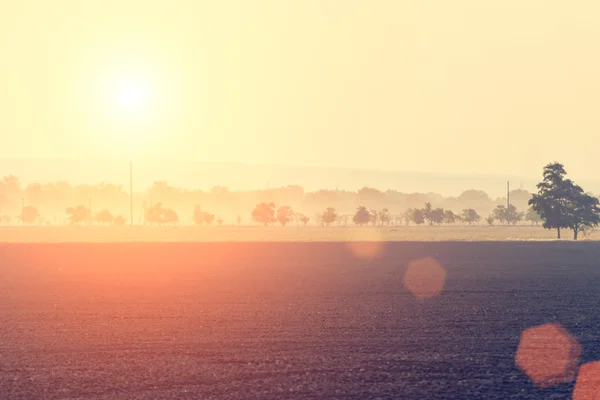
[130,161,133,227]
[507,181,510,209]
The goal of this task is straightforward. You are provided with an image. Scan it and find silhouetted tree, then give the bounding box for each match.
[369,209,378,226]
[95,209,114,225]
[423,204,444,225]
[19,206,40,224]
[353,206,371,226]
[461,209,480,225]
[321,207,337,226]
[276,206,295,227]
[66,205,90,225]
[236,215,241,225]
[163,209,179,225]
[252,202,276,226]
[193,206,215,226]
[567,190,600,240]
[402,209,413,226]
[378,208,391,226]
[145,203,166,225]
[485,215,494,226]
[529,162,600,239]
[443,210,456,225]
[493,204,523,225]
[411,209,425,226]
[525,207,542,225]
[423,203,433,225]
[300,215,310,226]
[338,214,350,226]
[113,215,126,226]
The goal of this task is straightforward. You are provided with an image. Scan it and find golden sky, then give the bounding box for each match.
[2,1,600,180]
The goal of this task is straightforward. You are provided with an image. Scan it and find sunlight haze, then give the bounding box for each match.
[2,0,600,182]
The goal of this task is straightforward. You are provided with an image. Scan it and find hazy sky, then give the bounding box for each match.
[2,1,600,181]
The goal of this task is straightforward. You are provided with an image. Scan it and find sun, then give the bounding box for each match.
[114,76,150,114]
[116,79,148,112]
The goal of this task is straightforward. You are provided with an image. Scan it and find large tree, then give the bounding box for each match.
[66,205,90,225]
[565,188,600,240]
[276,206,295,227]
[95,209,114,225]
[492,204,523,225]
[252,202,276,226]
[529,162,600,239]
[321,207,338,226]
[461,209,480,225]
[353,206,371,226]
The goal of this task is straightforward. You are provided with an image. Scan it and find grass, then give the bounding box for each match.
[0,224,578,242]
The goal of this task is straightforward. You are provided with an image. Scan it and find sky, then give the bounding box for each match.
[2,1,600,186]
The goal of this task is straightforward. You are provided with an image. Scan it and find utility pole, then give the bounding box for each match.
[130,161,133,227]
[507,181,510,210]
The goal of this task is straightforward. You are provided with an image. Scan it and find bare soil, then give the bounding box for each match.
[1,242,599,399]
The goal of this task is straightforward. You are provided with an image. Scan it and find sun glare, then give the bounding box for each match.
[116,78,149,112]
[114,76,150,114]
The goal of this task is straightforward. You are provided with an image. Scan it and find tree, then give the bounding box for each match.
[353,206,371,226]
[378,208,391,226]
[113,215,126,226]
[485,215,494,226]
[411,208,425,226]
[299,214,309,227]
[428,207,445,225]
[461,209,480,225]
[402,209,413,226]
[19,206,40,224]
[566,190,600,240]
[236,215,241,225]
[493,204,524,225]
[338,214,350,226]
[1,215,12,225]
[443,210,456,225]
[252,202,276,226]
[163,209,179,225]
[145,203,166,225]
[423,202,433,225]
[66,205,90,225]
[276,206,295,227]
[321,207,337,226]
[193,206,215,226]
[529,162,600,239]
[216,217,223,226]
[525,207,542,225]
[95,209,114,225]
[492,205,507,224]
[369,209,378,226]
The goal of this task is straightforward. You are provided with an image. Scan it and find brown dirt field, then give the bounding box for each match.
[1,242,600,399]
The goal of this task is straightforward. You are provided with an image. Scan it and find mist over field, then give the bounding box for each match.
[0,158,543,196]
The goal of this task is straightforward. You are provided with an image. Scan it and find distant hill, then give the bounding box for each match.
[2,158,598,197]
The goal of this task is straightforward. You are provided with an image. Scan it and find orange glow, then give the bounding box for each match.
[403,257,446,299]
[573,361,600,400]
[346,229,385,259]
[515,322,581,388]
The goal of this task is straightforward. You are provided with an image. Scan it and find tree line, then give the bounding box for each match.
[1,162,598,239]
[0,177,536,225]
